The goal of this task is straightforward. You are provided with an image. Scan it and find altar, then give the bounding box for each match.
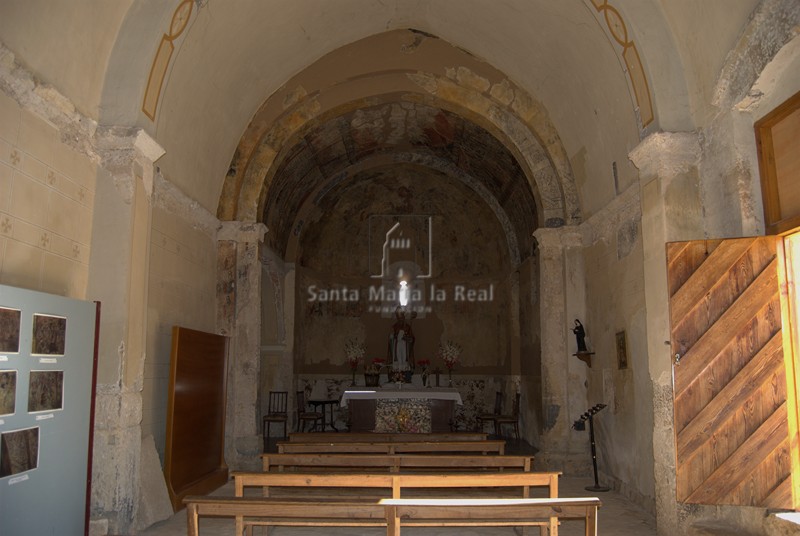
[340,387,462,433]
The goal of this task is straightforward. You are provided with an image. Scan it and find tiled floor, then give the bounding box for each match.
[140,437,656,536]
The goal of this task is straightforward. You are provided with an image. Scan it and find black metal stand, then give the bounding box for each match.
[573,403,610,492]
[584,414,610,492]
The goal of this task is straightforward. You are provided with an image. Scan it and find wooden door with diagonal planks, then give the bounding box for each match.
[668,236,799,508]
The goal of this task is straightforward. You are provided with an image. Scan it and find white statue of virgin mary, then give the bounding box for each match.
[388,306,415,371]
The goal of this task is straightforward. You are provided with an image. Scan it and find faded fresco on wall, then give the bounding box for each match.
[31,314,67,356]
[0,308,21,354]
[0,427,39,478]
[0,371,16,415]
[27,370,64,412]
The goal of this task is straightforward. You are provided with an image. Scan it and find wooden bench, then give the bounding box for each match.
[233,470,560,534]
[287,431,488,442]
[185,497,386,535]
[384,497,602,536]
[235,470,557,499]
[262,452,533,473]
[276,439,506,454]
[183,495,602,536]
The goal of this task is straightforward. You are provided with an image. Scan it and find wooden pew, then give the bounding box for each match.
[233,470,560,534]
[185,497,386,535]
[287,431,488,442]
[183,495,601,536]
[276,439,506,454]
[262,453,533,473]
[235,470,557,499]
[384,497,602,536]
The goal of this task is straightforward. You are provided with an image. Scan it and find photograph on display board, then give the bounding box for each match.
[28,370,64,413]
[31,314,67,356]
[0,427,39,478]
[0,370,16,415]
[0,307,21,354]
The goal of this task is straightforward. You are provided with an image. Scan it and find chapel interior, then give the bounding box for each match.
[0,1,800,535]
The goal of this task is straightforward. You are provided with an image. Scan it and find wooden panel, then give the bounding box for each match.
[755,90,800,235]
[668,237,798,508]
[164,326,228,511]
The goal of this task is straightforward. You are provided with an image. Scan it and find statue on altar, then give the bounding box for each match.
[388,306,416,371]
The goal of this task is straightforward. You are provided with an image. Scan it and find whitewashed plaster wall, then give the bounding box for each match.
[0,90,97,297]
[581,183,654,511]
[144,196,217,461]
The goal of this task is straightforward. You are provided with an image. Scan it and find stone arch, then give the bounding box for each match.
[217,29,580,231]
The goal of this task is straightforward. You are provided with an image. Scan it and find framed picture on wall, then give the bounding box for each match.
[31,314,67,356]
[0,308,21,354]
[0,427,39,478]
[27,370,64,413]
[0,370,16,416]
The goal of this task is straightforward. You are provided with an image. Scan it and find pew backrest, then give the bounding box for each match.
[383,497,602,536]
[183,494,600,536]
[233,470,559,500]
[276,439,506,454]
[261,453,533,473]
[287,432,488,442]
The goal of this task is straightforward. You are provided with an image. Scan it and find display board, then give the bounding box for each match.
[164,326,228,511]
[0,285,98,535]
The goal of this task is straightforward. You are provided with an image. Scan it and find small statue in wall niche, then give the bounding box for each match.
[572,319,587,353]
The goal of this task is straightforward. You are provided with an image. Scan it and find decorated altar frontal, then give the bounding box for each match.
[340,387,463,433]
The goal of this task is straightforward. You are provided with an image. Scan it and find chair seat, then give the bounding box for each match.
[263,391,289,449]
[297,391,324,432]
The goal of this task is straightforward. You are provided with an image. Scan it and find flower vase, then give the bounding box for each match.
[448,368,453,387]
[351,370,356,386]
[421,370,428,387]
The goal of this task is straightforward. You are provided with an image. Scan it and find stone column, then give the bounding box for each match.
[532,225,588,473]
[629,131,700,535]
[88,129,165,534]
[217,221,268,470]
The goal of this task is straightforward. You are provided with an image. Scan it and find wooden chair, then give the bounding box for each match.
[296,390,323,432]
[495,392,521,439]
[262,391,288,450]
[476,391,503,435]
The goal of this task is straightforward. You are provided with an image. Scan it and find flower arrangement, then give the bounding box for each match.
[344,338,365,370]
[365,358,386,375]
[438,341,461,370]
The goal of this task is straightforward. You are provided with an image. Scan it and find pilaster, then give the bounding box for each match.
[88,128,164,534]
[217,221,268,470]
[629,131,701,535]
[531,225,588,473]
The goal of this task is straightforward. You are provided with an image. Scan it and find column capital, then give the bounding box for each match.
[628,131,700,179]
[134,130,166,163]
[217,221,268,243]
[532,225,583,251]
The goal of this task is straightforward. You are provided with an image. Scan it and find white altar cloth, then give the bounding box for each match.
[339,387,462,407]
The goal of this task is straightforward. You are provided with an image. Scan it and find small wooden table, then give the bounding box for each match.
[308,399,339,431]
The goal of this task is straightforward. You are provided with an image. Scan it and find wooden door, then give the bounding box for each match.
[668,237,799,508]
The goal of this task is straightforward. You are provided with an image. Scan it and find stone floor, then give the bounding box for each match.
[139,436,657,536]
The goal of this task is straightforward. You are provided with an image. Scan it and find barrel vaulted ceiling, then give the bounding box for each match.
[0,0,763,262]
